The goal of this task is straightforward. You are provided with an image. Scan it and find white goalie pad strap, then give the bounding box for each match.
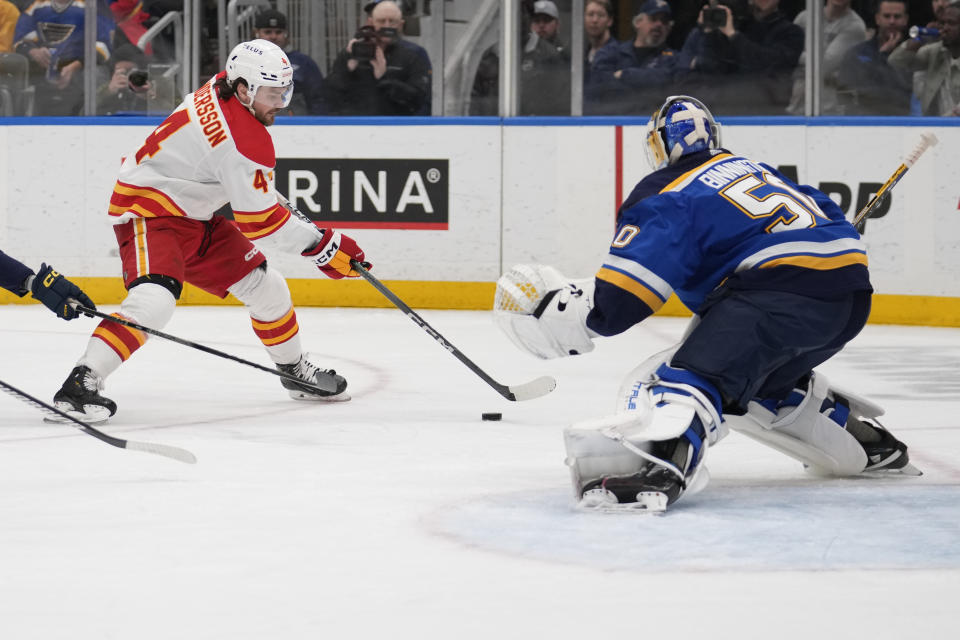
[725,371,868,476]
[494,280,597,359]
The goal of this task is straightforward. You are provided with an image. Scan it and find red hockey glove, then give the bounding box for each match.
[302,229,369,279]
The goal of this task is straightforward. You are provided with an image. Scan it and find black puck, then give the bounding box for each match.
[481,412,502,421]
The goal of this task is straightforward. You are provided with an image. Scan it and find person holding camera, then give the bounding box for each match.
[97,44,153,115]
[326,0,432,116]
[676,0,804,114]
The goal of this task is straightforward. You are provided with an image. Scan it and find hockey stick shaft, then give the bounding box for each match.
[0,379,196,464]
[73,305,327,394]
[350,260,556,402]
[853,132,938,228]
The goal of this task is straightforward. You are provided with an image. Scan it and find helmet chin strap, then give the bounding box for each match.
[236,82,258,117]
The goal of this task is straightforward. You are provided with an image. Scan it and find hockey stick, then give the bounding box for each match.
[349,260,557,402]
[853,131,938,233]
[276,192,555,400]
[0,378,196,464]
[72,305,332,395]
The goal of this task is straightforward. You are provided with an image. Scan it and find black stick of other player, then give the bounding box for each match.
[349,260,556,402]
[0,378,196,464]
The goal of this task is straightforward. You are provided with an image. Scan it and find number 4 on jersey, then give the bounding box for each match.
[135,110,191,164]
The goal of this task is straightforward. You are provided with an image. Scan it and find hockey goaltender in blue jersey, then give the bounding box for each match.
[492,96,916,512]
[587,149,872,337]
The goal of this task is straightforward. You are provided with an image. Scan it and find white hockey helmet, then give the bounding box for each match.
[225,39,294,109]
[645,95,722,170]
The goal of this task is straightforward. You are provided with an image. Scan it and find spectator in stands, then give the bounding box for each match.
[584,0,617,78]
[0,0,19,53]
[787,0,866,114]
[889,0,960,115]
[931,0,950,24]
[253,8,327,116]
[327,0,432,116]
[835,0,912,114]
[532,0,569,61]
[677,0,804,114]
[470,0,568,115]
[587,0,678,115]
[13,0,114,116]
[97,43,152,115]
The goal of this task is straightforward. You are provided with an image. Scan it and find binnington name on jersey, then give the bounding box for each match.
[697,158,767,190]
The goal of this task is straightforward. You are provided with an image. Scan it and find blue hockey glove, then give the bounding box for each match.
[30,263,96,320]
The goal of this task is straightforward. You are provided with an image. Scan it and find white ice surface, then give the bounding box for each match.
[1,306,958,639]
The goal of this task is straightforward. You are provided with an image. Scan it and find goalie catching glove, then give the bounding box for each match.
[302,229,370,279]
[494,264,598,359]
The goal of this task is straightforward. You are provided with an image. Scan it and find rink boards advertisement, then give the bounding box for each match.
[0,119,957,325]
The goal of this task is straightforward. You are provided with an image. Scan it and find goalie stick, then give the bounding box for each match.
[349,260,557,402]
[0,378,196,464]
[72,305,331,396]
[853,131,938,233]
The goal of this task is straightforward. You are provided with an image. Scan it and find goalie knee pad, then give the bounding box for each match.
[494,264,597,359]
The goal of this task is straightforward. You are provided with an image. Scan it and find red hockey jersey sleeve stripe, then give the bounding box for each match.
[233,203,291,240]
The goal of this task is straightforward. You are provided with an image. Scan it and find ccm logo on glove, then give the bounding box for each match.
[302,229,369,279]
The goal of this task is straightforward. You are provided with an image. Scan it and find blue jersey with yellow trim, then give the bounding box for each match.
[587,149,872,337]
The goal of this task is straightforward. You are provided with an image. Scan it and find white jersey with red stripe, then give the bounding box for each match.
[107,72,320,253]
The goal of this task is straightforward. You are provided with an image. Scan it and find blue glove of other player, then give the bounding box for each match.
[30,263,96,320]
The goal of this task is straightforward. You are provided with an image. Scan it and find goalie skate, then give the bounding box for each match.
[50,365,116,424]
[578,484,669,514]
[277,355,350,402]
[850,415,922,476]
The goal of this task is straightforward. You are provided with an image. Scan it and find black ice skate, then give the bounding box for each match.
[847,414,922,475]
[578,436,703,513]
[52,366,117,424]
[277,355,350,402]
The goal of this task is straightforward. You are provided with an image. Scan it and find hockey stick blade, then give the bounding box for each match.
[0,379,197,464]
[506,375,557,401]
[72,305,331,396]
[350,260,557,402]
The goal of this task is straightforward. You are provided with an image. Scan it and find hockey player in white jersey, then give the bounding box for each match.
[495,95,919,512]
[53,40,369,422]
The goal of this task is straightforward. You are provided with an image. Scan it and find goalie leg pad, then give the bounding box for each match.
[726,371,869,476]
[564,364,725,510]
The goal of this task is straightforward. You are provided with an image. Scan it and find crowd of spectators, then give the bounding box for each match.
[1,0,957,118]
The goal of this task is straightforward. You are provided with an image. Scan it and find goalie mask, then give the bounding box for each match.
[225,39,294,111]
[645,95,721,170]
